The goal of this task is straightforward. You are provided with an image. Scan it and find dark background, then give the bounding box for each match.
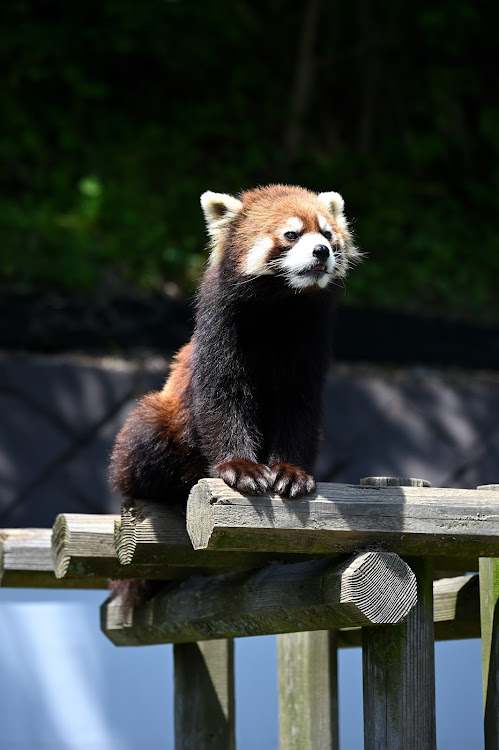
[2,0,499,361]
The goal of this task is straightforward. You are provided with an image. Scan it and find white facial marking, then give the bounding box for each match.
[273,232,336,290]
[244,236,275,276]
[281,217,304,235]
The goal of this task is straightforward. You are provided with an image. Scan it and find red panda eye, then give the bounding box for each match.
[323,230,332,241]
[284,231,299,242]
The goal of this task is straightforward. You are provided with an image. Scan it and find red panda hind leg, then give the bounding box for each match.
[109,391,204,506]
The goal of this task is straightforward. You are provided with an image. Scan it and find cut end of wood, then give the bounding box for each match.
[51,514,119,580]
[51,514,71,578]
[115,507,137,566]
[1,529,55,588]
[359,476,431,487]
[325,551,417,625]
[187,479,220,549]
[100,593,138,646]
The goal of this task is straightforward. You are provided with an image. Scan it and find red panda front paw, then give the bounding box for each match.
[269,463,316,499]
[212,460,272,494]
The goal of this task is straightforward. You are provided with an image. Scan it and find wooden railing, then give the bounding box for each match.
[1,477,498,749]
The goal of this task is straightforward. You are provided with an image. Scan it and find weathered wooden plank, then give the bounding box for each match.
[338,573,480,647]
[52,514,121,580]
[115,500,307,570]
[0,529,106,588]
[363,557,436,750]
[101,551,416,646]
[187,479,499,557]
[478,483,499,750]
[174,639,235,750]
[52,513,190,582]
[278,630,338,750]
[1,529,56,587]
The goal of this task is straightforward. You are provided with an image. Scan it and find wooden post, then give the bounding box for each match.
[361,477,436,750]
[478,485,499,750]
[339,573,480,648]
[278,630,338,750]
[174,639,235,750]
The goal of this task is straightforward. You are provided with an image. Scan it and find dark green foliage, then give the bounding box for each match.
[1,1,498,321]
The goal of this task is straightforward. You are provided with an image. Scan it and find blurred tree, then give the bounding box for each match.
[1,0,498,322]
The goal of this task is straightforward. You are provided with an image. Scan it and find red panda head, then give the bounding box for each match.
[200,184,361,292]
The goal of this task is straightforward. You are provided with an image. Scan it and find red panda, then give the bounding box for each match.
[110,184,360,510]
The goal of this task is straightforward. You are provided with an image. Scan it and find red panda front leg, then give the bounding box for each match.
[265,397,321,499]
[268,462,316,499]
[193,360,271,494]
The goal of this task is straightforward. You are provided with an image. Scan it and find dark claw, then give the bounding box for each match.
[269,463,316,499]
[212,460,272,495]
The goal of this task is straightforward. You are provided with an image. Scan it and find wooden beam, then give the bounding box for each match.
[363,557,436,749]
[52,513,188,583]
[478,483,499,750]
[52,513,121,580]
[338,573,480,647]
[115,500,306,570]
[0,529,105,589]
[101,551,416,646]
[187,479,499,558]
[278,631,338,750]
[174,639,235,750]
[1,529,56,588]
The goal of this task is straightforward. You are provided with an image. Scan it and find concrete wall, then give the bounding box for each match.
[1,352,499,527]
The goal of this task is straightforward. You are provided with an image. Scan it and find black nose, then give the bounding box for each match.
[313,244,329,263]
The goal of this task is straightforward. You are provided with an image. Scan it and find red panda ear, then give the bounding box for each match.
[200,191,244,264]
[200,191,243,234]
[317,191,347,230]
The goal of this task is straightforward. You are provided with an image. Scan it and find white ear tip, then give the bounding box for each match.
[200,191,243,219]
[318,191,345,215]
[200,190,216,208]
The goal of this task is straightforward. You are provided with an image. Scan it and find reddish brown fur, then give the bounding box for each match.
[232,185,349,267]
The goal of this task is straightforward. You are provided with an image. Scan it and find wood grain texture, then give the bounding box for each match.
[187,479,499,558]
[115,500,306,570]
[52,513,192,583]
[174,639,235,750]
[1,529,57,587]
[362,557,436,750]
[52,513,120,579]
[100,551,416,646]
[278,630,338,750]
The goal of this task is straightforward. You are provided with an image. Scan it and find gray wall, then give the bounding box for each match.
[1,351,499,527]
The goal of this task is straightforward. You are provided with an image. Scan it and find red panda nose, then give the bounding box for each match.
[313,245,329,263]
